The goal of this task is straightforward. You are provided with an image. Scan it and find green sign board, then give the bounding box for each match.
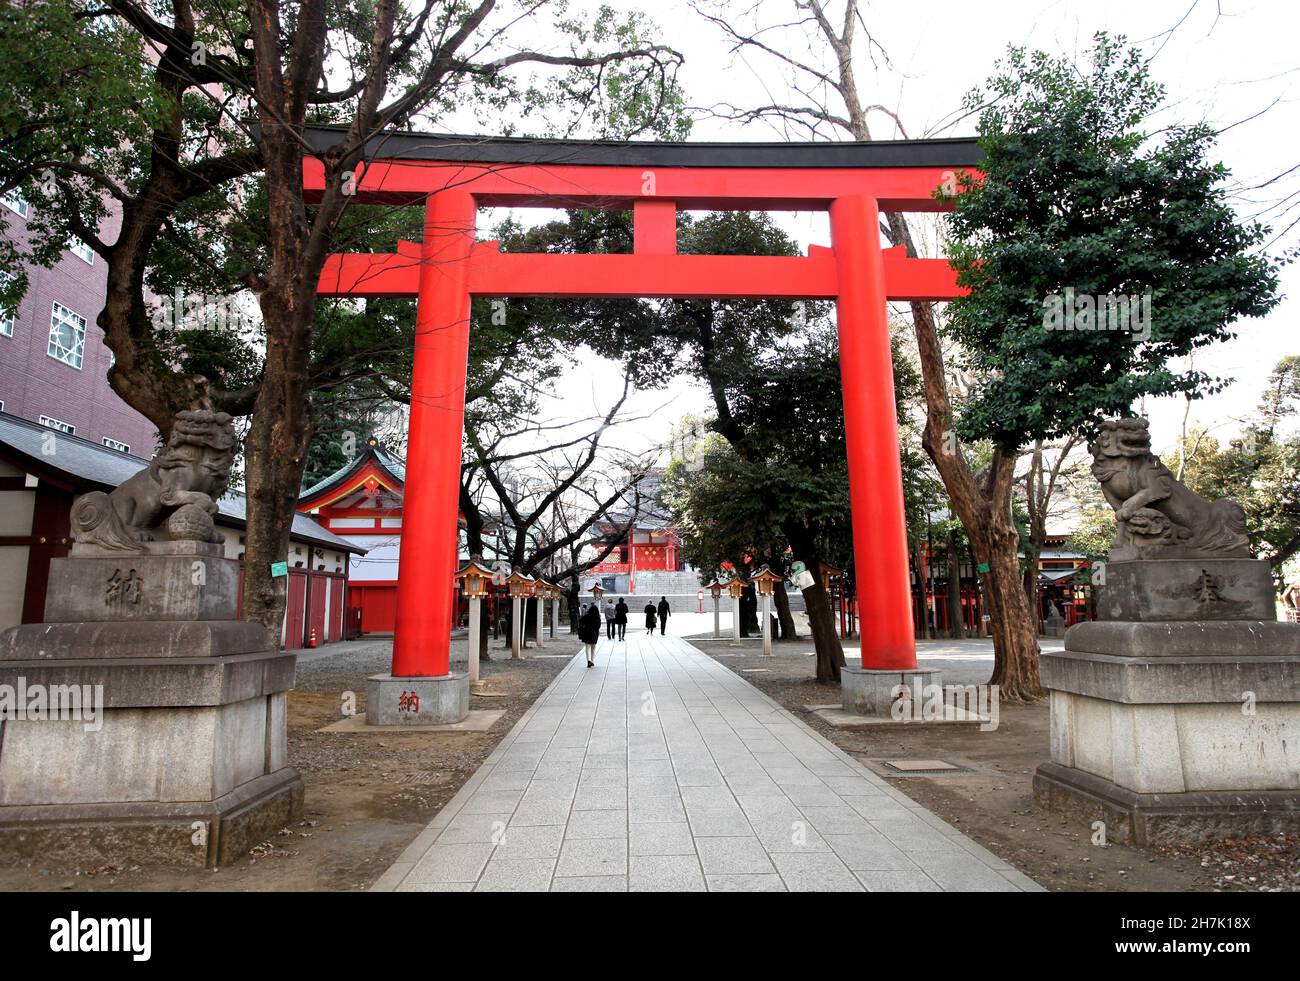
[270,561,289,578]
[976,562,990,574]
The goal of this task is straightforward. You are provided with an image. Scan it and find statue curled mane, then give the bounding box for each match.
[71,409,236,550]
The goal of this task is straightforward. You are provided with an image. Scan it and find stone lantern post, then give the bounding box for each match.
[725,576,745,649]
[531,579,549,649]
[751,565,783,656]
[505,570,532,660]
[454,555,493,691]
[707,579,723,638]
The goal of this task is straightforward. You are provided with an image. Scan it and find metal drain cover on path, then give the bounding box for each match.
[883,759,960,773]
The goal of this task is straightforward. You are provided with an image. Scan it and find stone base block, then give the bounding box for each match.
[0,649,295,708]
[0,690,291,805]
[0,767,304,868]
[1047,687,1300,794]
[44,551,241,623]
[1042,647,1300,704]
[1097,558,1275,622]
[1063,619,1300,660]
[366,672,469,726]
[840,666,942,717]
[0,619,273,660]
[1034,761,1300,847]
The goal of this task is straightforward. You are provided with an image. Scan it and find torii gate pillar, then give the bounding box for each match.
[365,190,475,725]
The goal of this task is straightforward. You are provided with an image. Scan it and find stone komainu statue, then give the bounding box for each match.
[71,409,236,550]
[1089,417,1250,560]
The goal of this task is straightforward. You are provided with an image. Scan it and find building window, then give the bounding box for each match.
[2,187,28,218]
[68,238,94,264]
[103,437,130,453]
[47,302,86,368]
[39,415,75,435]
[0,271,14,337]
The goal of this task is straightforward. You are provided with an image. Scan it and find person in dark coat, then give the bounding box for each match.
[579,602,602,667]
[643,602,657,634]
[656,596,671,635]
[614,598,629,641]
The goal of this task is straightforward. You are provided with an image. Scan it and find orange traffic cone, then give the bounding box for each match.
[306,627,318,649]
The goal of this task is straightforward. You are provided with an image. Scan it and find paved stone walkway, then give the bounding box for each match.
[373,632,1043,892]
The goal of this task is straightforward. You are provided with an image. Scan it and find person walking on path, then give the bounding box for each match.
[579,601,602,667]
[643,602,657,635]
[614,597,629,641]
[603,598,617,640]
[657,596,671,636]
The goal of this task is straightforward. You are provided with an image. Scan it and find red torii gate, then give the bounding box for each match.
[304,129,976,686]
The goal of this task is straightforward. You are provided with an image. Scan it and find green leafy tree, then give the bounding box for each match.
[934,34,1281,698]
[1177,356,1300,581]
[1,0,687,636]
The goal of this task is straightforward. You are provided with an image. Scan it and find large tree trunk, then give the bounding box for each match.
[946,529,965,639]
[974,500,1042,700]
[241,358,313,640]
[802,578,845,682]
[566,582,580,634]
[814,65,1042,699]
[739,586,758,637]
[943,456,1042,701]
[885,214,1043,702]
[911,538,928,640]
[773,582,798,640]
[1023,538,1041,633]
[238,118,316,644]
[783,525,844,681]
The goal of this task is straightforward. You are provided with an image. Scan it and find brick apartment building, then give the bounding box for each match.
[0,188,158,455]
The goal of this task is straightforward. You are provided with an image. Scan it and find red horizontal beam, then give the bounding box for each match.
[880,247,963,302]
[316,243,963,301]
[468,243,836,299]
[316,248,421,298]
[304,158,962,212]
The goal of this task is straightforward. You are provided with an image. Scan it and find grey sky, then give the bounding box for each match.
[455,0,1300,463]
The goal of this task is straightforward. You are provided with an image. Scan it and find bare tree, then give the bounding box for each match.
[462,372,658,638]
[1017,437,1083,622]
[691,0,1044,699]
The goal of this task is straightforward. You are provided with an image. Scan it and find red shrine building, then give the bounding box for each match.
[297,437,406,635]
[589,471,686,593]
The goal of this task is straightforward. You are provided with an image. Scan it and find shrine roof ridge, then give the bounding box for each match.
[302,126,982,170]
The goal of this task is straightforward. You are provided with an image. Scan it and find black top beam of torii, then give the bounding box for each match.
[300,124,982,170]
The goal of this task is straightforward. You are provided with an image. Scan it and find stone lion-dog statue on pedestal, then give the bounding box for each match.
[1089,417,1250,560]
[71,409,236,550]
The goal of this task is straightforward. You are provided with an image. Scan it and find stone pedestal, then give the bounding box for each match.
[841,665,942,717]
[1034,557,1300,845]
[0,543,302,867]
[366,672,469,726]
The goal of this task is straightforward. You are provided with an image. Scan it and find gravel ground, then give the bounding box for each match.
[0,637,570,892]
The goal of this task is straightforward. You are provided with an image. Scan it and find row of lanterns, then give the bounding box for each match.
[453,556,567,602]
[457,558,817,602]
[704,564,784,600]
